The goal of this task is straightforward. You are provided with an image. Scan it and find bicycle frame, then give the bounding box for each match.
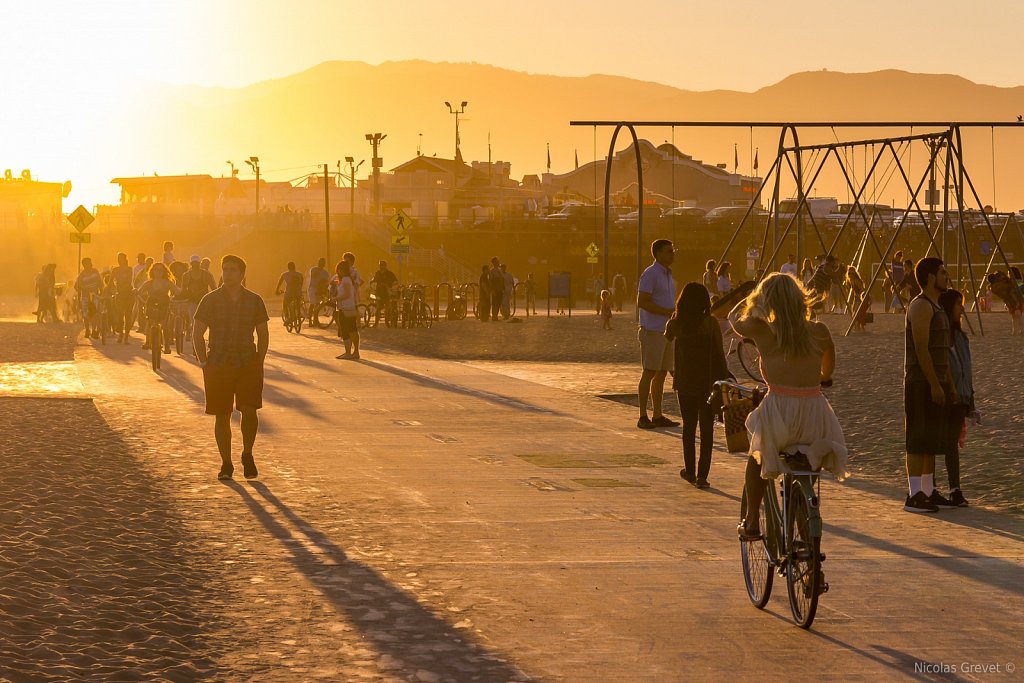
[762,471,822,571]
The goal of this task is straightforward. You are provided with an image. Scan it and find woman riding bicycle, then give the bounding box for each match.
[729,272,847,540]
[138,262,181,354]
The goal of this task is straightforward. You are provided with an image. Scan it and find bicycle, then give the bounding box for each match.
[312,297,338,329]
[281,295,304,333]
[399,285,432,328]
[723,380,831,629]
[145,302,168,371]
[170,299,191,354]
[718,318,762,383]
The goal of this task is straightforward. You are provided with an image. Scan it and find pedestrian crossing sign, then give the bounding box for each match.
[585,242,600,257]
[388,209,414,234]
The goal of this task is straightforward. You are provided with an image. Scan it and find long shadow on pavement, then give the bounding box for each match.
[359,358,569,416]
[223,480,531,681]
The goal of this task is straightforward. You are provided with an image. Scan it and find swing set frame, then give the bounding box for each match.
[570,120,1024,335]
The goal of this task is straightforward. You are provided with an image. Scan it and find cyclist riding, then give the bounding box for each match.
[728,272,848,541]
[75,257,102,339]
[276,261,305,325]
[181,254,216,322]
[138,262,181,354]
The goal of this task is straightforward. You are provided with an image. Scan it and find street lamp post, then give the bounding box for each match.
[365,133,386,216]
[444,101,468,163]
[244,156,260,216]
[344,155,365,233]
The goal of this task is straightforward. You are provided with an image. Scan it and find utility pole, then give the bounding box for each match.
[323,164,331,267]
[365,133,386,216]
[445,101,468,163]
[244,156,260,216]
[345,156,365,233]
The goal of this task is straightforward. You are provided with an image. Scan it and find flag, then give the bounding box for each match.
[547,143,551,172]
[734,144,739,173]
[575,149,579,170]
[754,148,759,173]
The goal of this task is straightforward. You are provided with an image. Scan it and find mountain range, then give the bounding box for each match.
[77,61,1024,210]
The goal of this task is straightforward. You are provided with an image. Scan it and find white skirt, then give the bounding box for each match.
[745,386,849,480]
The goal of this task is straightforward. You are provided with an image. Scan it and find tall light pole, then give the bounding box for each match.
[244,156,260,215]
[365,133,386,216]
[345,155,364,232]
[226,160,237,177]
[445,101,468,163]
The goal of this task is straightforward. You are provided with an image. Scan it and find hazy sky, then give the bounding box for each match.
[5,0,1024,94]
[4,0,1023,207]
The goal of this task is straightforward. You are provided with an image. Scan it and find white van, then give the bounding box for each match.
[777,197,839,222]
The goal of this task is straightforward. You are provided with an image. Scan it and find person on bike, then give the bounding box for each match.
[275,261,305,324]
[182,254,216,322]
[138,262,180,354]
[75,257,102,339]
[665,282,731,489]
[370,260,398,326]
[729,272,847,540]
[307,257,330,324]
[334,261,360,360]
[110,253,135,343]
[36,264,59,323]
[192,254,270,481]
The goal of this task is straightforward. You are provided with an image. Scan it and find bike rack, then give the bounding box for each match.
[434,282,453,321]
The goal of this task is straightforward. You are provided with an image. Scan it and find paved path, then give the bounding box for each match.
[9,321,1024,680]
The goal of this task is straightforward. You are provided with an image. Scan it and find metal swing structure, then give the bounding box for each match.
[570,120,1024,335]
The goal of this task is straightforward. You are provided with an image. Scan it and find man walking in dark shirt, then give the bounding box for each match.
[193,255,270,480]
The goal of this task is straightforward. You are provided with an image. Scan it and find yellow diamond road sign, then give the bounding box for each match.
[585,242,600,257]
[67,205,94,233]
[388,209,414,234]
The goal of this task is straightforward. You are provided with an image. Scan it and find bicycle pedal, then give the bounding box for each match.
[820,581,829,595]
[819,553,826,563]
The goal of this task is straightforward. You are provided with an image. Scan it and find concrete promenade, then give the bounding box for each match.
[4,319,1023,680]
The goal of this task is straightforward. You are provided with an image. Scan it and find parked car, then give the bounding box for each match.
[704,206,769,229]
[614,205,662,228]
[541,203,601,230]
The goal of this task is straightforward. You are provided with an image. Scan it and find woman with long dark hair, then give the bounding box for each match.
[937,289,973,507]
[664,282,730,488]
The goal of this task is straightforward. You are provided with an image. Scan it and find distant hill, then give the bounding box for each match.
[105,62,1024,210]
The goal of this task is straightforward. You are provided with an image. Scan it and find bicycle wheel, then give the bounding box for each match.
[740,488,773,608]
[151,324,162,371]
[420,303,432,328]
[175,316,185,354]
[737,339,763,383]
[313,302,336,328]
[293,302,303,333]
[786,481,822,628]
[99,311,108,344]
[356,303,369,328]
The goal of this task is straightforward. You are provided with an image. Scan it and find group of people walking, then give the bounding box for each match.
[635,238,978,519]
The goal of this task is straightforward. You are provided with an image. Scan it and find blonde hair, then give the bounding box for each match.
[744,272,815,359]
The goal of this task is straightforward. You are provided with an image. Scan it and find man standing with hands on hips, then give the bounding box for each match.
[193,255,270,480]
[636,239,680,429]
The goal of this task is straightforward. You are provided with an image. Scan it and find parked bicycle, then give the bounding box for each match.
[398,285,432,328]
[721,379,831,629]
[312,296,338,329]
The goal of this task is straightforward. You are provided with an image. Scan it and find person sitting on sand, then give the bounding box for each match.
[728,273,847,539]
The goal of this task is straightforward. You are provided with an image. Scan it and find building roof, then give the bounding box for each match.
[390,156,476,176]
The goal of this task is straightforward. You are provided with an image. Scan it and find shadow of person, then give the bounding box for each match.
[220,480,529,681]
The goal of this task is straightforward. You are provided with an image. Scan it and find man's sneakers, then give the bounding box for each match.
[948,489,970,507]
[241,453,259,479]
[928,489,958,509]
[904,491,939,513]
[217,464,234,481]
[637,415,679,430]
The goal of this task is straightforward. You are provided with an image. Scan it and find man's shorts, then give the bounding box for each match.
[203,358,264,415]
[638,327,674,372]
[337,311,358,339]
[905,380,950,454]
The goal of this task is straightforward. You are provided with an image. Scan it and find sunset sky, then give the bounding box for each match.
[4,0,1023,206]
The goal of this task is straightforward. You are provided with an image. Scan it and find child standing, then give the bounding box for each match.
[600,289,613,329]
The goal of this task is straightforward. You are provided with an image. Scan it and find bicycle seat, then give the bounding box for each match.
[780,445,821,473]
